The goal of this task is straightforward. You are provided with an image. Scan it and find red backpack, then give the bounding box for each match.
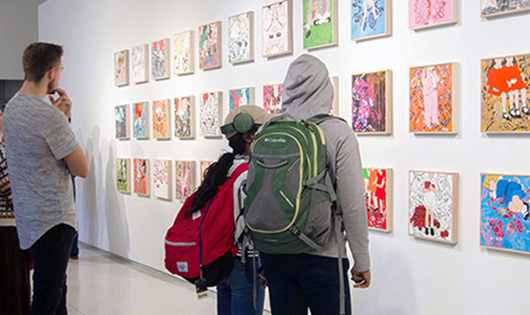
[164,163,248,286]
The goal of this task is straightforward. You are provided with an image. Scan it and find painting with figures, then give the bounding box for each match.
[175,161,195,200]
[116,158,130,193]
[152,38,170,80]
[175,96,195,139]
[363,168,392,231]
[229,87,255,111]
[153,159,171,200]
[263,0,293,57]
[115,104,129,139]
[263,84,283,114]
[351,0,391,41]
[174,31,194,75]
[133,102,149,139]
[131,44,148,83]
[200,92,222,137]
[133,158,150,196]
[114,50,129,86]
[152,99,170,139]
[199,22,222,69]
[228,11,254,64]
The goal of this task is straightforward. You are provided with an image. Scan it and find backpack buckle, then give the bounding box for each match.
[289,226,301,236]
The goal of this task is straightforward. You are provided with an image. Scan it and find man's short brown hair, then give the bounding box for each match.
[22,42,63,82]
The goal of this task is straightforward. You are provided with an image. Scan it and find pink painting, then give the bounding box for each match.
[409,0,456,30]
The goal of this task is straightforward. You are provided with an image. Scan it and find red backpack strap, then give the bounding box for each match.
[229,162,249,181]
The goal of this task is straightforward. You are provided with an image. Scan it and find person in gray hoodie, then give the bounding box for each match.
[259,54,371,315]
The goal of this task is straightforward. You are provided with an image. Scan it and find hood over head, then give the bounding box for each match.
[281,54,333,120]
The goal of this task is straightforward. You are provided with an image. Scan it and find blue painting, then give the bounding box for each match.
[481,174,530,254]
[229,87,254,111]
[351,0,389,41]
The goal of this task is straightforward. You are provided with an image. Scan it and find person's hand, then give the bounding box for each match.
[48,88,72,119]
[351,268,371,289]
[259,270,268,289]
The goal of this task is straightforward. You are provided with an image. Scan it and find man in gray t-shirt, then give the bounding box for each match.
[4,42,89,315]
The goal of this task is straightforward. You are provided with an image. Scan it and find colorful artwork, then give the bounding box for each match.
[152,99,170,139]
[174,31,194,75]
[114,50,129,86]
[153,159,171,200]
[263,84,283,114]
[115,104,130,139]
[481,174,530,254]
[481,0,530,17]
[133,102,149,139]
[175,161,196,200]
[199,22,222,69]
[116,158,130,193]
[133,158,150,196]
[352,70,391,134]
[409,0,456,30]
[152,38,170,80]
[481,54,530,133]
[303,0,337,49]
[200,92,222,137]
[351,0,391,41]
[229,87,255,111]
[409,171,458,244]
[409,63,455,133]
[131,44,148,83]
[175,96,195,139]
[200,160,215,183]
[363,168,392,231]
[228,11,254,64]
[263,0,293,57]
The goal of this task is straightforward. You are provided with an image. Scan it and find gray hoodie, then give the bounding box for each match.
[282,54,370,272]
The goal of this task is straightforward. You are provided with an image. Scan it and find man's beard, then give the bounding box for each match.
[47,79,57,94]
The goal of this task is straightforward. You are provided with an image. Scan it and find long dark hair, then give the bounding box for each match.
[186,129,255,216]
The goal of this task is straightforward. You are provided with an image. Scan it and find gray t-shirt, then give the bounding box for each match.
[3,94,79,249]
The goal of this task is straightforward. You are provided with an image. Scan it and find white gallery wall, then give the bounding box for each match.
[38,0,530,314]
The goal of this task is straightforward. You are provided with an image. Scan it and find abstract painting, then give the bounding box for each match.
[481,0,530,17]
[363,168,392,231]
[228,11,254,64]
[152,99,170,139]
[133,158,150,196]
[351,0,391,41]
[263,83,283,114]
[409,0,457,30]
[409,171,458,244]
[153,159,172,200]
[174,31,194,75]
[175,96,195,139]
[200,92,222,137]
[352,70,392,134]
[133,101,149,139]
[115,104,130,139]
[199,22,222,69]
[303,0,338,49]
[410,63,456,133]
[175,160,196,200]
[481,174,530,254]
[263,0,293,57]
[229,87,255,111]
[200,160,215,183]
[116,158,130,193]
[481,54,530,133]
[114,50,129,86]
[152,38,170,80]
[131,44,148,83]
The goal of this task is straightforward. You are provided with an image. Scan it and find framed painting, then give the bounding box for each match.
[229,87,256,111]
[200,92,222,137]
[153,159,172,200]
[409,171,459,244]
[131,44,148,83]
[175,160,196,200]
[352,70,392,134]
[330,76,339,116]
[200,160,215,183]
[152,38,170,80]
[303,0,338,49]
[263,0,293,57]
[115,104,130,139]
[481,54,530,133]
[481,0,530,17]
[263,83,283,114]
[174,31,194,75]
[481,174,530,255]
[351,0,391,41]
[116,158,130,193]
[199,22,222,69]
[133,158,150,196]
[409,63,457,133]
[152,99,170,139]
[363,168,392,232]
[228,11,254,64]
[114,50,129,86]
[409,0,457,30]
[175,96,195,139]
[133,101,149,139]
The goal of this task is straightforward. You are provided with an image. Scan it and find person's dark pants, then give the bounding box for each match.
[260,253,351,315]
[70,234,79,258]
[29,224,76,315]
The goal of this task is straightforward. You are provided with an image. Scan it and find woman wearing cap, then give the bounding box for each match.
[189,105,271,315]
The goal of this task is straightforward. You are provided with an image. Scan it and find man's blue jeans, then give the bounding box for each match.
[260,253,351,315]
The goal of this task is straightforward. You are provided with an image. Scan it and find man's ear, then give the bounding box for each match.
[46,67,56,81]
